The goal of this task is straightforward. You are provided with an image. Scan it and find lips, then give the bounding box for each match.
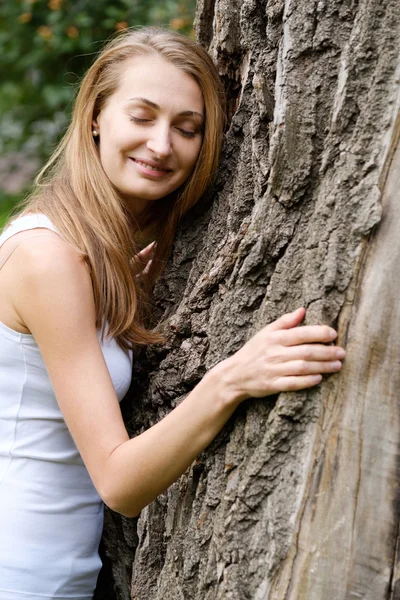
[130,158,172,173]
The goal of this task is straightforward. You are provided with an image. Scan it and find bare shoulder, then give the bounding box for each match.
[0,229,84,277]
[9,231,96,334]
[4,231,91,300]
[10,230,86,275]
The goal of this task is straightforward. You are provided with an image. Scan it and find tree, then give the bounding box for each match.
[96,0,400,598]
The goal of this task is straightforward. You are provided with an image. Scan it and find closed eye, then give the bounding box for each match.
[176,128,197,138]
[130,117,151,124]
[130,116,199,138]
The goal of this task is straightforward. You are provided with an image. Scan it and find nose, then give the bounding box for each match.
[146,123,172,159]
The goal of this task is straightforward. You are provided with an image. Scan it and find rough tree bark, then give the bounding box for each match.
[95,1,400,598]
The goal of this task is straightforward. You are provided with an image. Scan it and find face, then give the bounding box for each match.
[93,55,204,215]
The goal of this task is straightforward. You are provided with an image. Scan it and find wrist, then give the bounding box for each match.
[207,357,248,408]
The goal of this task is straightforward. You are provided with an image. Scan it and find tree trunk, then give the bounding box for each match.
[95,1,400,598]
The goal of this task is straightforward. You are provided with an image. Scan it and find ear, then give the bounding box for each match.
[92,119,99,131]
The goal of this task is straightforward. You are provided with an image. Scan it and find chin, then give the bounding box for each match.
[125,190,167,202]
[123,183,182,202]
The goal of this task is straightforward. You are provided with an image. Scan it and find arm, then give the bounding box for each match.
[14,236,344,517]
[102,309,343,517]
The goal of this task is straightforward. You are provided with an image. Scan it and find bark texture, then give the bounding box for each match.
[96,1,400,598]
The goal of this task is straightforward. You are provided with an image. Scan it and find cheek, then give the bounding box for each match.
[183,142,202,174]
[99,132,129,165]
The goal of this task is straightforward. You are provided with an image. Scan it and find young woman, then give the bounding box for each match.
[0,28,345,600]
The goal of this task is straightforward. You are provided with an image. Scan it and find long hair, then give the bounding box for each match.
[17,28,225,350]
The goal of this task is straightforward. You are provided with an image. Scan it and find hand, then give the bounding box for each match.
[222,307,345,403]
[132,241,156,278]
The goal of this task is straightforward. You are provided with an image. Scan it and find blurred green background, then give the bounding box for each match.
[0,0,196,227]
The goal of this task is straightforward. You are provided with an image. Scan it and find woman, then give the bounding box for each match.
[0,28,345,599]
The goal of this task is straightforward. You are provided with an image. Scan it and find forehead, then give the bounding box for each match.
[109,55,204,112]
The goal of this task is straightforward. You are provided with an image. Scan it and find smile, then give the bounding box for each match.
[131,158,172,173]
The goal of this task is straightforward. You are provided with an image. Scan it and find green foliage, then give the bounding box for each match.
[0,190,25,229]
[0,0,196,160]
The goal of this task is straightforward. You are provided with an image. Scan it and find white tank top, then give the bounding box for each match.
[0,214,133,599]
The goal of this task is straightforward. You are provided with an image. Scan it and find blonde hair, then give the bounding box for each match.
[18,27,225,350]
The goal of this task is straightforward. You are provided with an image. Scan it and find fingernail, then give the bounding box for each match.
[332,361,342,370]
[336,348,345,359]
[330,329,337,340]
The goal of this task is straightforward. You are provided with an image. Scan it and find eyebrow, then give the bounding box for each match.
[127,97,204,120]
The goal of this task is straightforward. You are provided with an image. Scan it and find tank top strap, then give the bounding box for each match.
[0,214,58,247]
[0,214,60,273]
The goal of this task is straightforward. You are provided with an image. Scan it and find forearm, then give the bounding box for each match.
[99,309,345,517]
[102,360,240,517]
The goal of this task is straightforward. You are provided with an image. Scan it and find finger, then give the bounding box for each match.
[266,307,306,332]
[266,307,306,331]
[135,241,156,265]
[276,359,342,377]
[138,241,156,257]
[273,344,345,363]
[132,242,156,275]
[273,374,322,392]
[142,259,152,275]
[275,325,337,346]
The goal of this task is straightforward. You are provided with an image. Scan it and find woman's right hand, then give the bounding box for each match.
[132,241,156,279]
[219,307,345,404]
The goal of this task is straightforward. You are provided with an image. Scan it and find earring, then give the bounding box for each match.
[92,129,99,137]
